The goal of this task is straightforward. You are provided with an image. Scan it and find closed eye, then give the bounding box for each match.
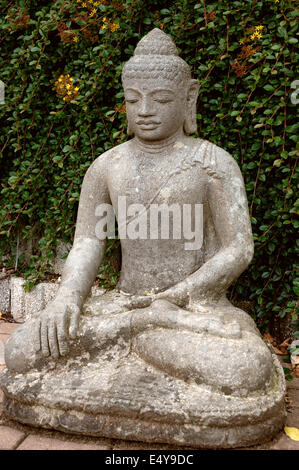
[154,99,172,103]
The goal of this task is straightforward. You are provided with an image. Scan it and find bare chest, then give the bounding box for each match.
[107,154,206,214]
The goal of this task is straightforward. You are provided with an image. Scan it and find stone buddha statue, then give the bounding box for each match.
[0,29,285,448]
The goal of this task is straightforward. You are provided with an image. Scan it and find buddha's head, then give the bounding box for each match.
[122,28,199,142]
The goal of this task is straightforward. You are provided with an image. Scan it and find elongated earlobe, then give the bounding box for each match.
[183,109,197,134]
[184,79,199,134]
[127,121,133,136]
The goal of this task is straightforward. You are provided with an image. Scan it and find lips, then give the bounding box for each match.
[136,120,161,130]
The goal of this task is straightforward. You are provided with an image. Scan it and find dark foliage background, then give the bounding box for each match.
[0,0,298,337]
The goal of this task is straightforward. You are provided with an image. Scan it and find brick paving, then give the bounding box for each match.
[17,435,110,451]
[0,320,298,450]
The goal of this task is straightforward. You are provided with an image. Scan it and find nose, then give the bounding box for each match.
[138,97,154,117]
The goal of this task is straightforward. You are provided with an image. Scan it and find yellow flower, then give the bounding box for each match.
[66,84,71,89]
[256,25,264,31]
[82,2,87,6]
[73,35,78,42]
[67,91,72,95]
[75,87,79,91]
[58,78,62,82]
[90,8,96,16]
[250,30,262,40]
[101,23,108,29]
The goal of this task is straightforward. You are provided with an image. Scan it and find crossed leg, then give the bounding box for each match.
[4,298,274,396]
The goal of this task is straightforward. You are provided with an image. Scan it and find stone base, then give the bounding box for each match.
[0,353,286,449]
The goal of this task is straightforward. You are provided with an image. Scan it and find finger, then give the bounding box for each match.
[69,305,80,339]
[41,318,50,357]
[33,319,41,352]
[48,320,59,359]
[57,316,68,356]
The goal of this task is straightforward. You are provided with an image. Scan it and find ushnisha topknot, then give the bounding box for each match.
[134,28,179,56]
[122,28,191,83]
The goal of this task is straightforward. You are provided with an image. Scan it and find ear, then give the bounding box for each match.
[184,79,199,134]
[127,121,134,136]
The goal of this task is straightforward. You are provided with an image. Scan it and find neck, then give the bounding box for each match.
[134,129,184,154]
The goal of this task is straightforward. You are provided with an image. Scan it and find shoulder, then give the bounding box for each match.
[192,138,242,179]
[83,140,132,179]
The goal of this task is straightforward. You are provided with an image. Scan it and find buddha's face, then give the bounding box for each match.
[123,78,187,142]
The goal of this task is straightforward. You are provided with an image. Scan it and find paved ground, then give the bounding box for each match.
[0,321,298,450]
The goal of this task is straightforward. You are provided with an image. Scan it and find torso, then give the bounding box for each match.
[106,137,216,294]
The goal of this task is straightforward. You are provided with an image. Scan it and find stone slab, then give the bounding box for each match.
[0,278,10,314]
[9,277,105,323]
[10,277,59,323]
[10,277,26,323]
[17,435,110,450]
[0,425,25,450]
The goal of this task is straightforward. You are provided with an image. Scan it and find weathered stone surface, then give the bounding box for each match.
[0,28,286,448]
[10,277,59,323]
[0,350,286,448]
[9,276,105,323]
[10,277,28,322]
[0,277,10,314]
[0,294,287,448]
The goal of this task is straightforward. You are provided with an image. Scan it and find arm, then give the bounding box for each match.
[35,155,111,358]
[55,155,111,306]
[156,147,254,306]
